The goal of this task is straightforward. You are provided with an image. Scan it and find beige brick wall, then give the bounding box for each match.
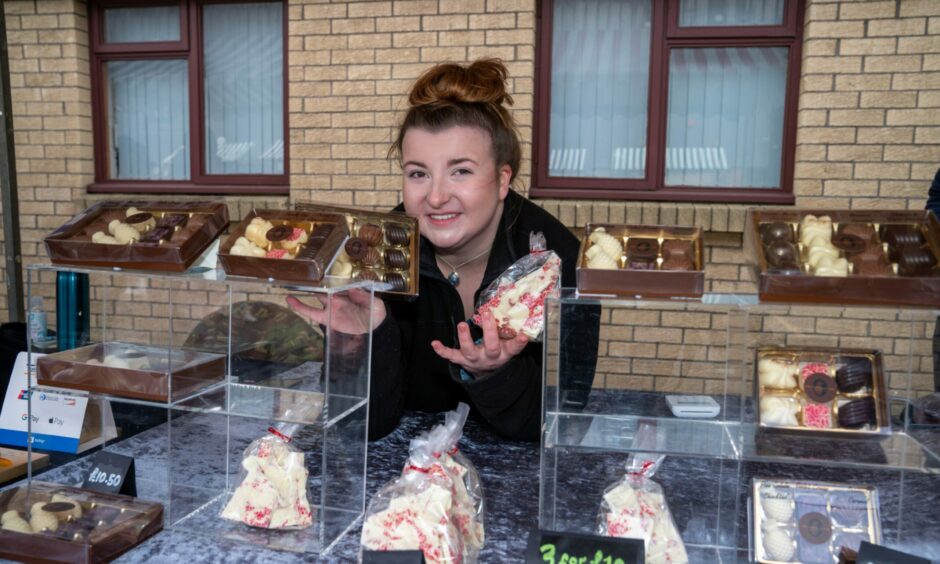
[1,1,936,394]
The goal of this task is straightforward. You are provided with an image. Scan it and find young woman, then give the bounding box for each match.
[288,58,596,440]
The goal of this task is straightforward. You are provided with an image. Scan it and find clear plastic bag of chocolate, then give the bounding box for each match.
[596,424,689,564]
[471,232,561,342]
[361,403,485,563]
[219,423,314,530]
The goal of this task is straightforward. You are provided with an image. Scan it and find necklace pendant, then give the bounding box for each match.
[447,271,460,286]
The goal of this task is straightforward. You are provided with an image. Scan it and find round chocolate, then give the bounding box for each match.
[125,212,153,225]
[357,223,383,246]
[385,224,410,246]
[835,358,872,393]
[265,225,293,242]
[344,237,368,260]
[831,233,866,255]
[765,241,798,267]
[803,372,837,403]
[897,248,937,276]
[627,238,659,258]
[879,224,925,248]
[385,249,408,269]
[761,222,794,244]
[838,397,876,428]
[798,512,833,545]
[361,247,382,267]
[43,501,77,513]
[156,213,188,229]
[384,272,407,292]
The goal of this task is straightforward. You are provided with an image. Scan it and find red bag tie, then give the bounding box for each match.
[267,427,293,443]
[629,460,655,477]
[404,464,430,474]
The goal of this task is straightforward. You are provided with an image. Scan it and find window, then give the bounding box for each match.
[88,1,286,194]
[534,0,803,203]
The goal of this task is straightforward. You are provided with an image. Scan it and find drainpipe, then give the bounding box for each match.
[0,6,23,322]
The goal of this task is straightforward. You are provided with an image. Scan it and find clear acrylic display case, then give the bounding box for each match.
[25,262,372,555]
[540,290,940,561]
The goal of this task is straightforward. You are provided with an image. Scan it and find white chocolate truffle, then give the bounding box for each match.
[51,494,83,520]
[91,231,122,245]
[108,219,140,244]
[588,228,623,261]
[230,236,266,257]
[329,251,353,277]
[758,358,798,389]
[1,510,31,534]
[29,503,58,533]
[762,524,795,561]
[760,486,794,522]
[245,217,275,247]
[807,245,840,269]
[814,256,849,277]
[587,252,619,270]
[759,396,799,427]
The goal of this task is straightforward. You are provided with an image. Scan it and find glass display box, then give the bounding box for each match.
[25,262,372,556]
[540,290,940,562]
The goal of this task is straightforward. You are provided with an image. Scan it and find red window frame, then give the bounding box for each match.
[532,0,804,204]
[87,0,289,195]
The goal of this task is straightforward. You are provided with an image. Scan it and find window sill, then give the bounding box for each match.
[87,182,289,196]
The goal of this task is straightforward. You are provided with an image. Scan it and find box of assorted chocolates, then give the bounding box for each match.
[745,209,940,306]
[217,209,349,284]
[756,346,889,436]
[576,223,705,298]
[44,200,229,272]
[36,342,226,402]
[295,201,419,299]
[751,478,881,563]
[0,482,163,564]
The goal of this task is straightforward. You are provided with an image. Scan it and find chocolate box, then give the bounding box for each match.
[217,209,348,284]
[294,201,420,299]
[44,201,229,272]
[755,346,890,437]
[745,209,940,306]
[576,223,705,298]
[0,482,163,564]
[37,342,225,402]
[751,478,881,564]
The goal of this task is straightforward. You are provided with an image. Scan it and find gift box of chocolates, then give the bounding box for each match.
[751,478,881,564]
[745,209,940,306]
[36,342,226,402]
[44,201,229,272]
[576,223,705,298]
[0,482,163,564]
[217,209,349,284]
[755,346,889,437]
[295,201,420,299]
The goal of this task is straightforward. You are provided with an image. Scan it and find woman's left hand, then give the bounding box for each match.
[430,312,529,377]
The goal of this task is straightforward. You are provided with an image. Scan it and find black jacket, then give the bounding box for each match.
[368,190,599,441]
[928,167,940,215]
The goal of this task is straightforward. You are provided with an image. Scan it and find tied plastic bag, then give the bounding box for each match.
[596,426,688,564]
[361,403,485,564]
[471,232,561,341]
[220,425,313,529]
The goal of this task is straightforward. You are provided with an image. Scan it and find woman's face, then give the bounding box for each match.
[401,125,511,256]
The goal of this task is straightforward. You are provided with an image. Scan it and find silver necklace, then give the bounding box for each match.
[437,248,490,286]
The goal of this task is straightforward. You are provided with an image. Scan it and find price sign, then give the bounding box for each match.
[82,451,136,497]
[857,541,930,564]
[525,529,644,564]
[361,550,426,564]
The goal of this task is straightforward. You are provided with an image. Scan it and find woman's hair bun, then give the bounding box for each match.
[409,58,514,109]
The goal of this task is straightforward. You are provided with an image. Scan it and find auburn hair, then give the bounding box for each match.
[390,58,522,184]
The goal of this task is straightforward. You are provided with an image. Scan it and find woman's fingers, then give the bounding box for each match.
[456,322,478,360]
[479,314,502,359]
[285,295,326,324]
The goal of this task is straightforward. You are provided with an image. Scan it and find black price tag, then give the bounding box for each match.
[857,541,930,564]
[82,451,136,497]
[361,550,426,564]
[525,529,644,564]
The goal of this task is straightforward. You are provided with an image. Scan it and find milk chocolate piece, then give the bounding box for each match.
[156,213,188,229]
[661,239,693,259]
[836,357,872,393]
[897,248,936,276]
[838,397,876,428]
[361,246,382,267]
[661,256,694,271]
[384,272,407,291]
[358,223,383,246]
[355,269,380,282]
[385,249,408,269]
[831,233,866,255]
[125,212,154,226]
[138,226,174,245]
[851,248,893,276]
[627,258,656,270]
[265,225,293,242]
[385,224,410,246]
[803,372,837,403]
[798,512,832,544]
[760,222,794,244]
[626,238,659,258]
[766,241,799,268]
[344,237,368,260]
[839,223,876,246]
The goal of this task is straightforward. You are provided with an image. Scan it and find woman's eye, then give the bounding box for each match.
[453,168,472,176]
[407,170,427,179]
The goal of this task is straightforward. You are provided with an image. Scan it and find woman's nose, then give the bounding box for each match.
[427,177,449,207]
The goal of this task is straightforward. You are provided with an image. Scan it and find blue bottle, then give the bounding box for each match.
[56,272,90,351]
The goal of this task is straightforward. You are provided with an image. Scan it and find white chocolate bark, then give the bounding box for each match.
[472,253,561,339]
[601,481,688,564]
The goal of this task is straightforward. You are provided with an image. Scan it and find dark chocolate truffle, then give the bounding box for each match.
[385,249,408,269]
[265,225,293,242]
[125,212,154,226]
[385,224,411,246]
[357,223,383,246]
[138,226,174,245]
[626,238,659,259]
[879,224,925,248]
[760,222,794,244]
[661,239,693,259]
[661,256,694,271]
[839,223,877,246]
[851,248,892,276]
[765,241,799,268]
[360,246,382,267]
[835,357,872,393]
[355,269,380,282]
[344,237,368,260]
[831,233,866,255]
[384,272,407,291]
[803,372,837,403]
[627,258,656,270]
[798,512,832,545]
[156,213,188,229]
[897,248,937,276]
[838,397,876,428]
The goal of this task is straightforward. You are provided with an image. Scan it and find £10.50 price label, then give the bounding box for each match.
[87,467,122,488]
[82,451,136,497]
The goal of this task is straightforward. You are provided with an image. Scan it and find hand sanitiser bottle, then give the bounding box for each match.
[27,296,48,344]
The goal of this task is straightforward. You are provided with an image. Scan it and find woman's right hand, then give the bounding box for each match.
[286,288,386,335]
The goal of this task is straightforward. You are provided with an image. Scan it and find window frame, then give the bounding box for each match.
[87,0,289,195]
[532,0,804,204]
